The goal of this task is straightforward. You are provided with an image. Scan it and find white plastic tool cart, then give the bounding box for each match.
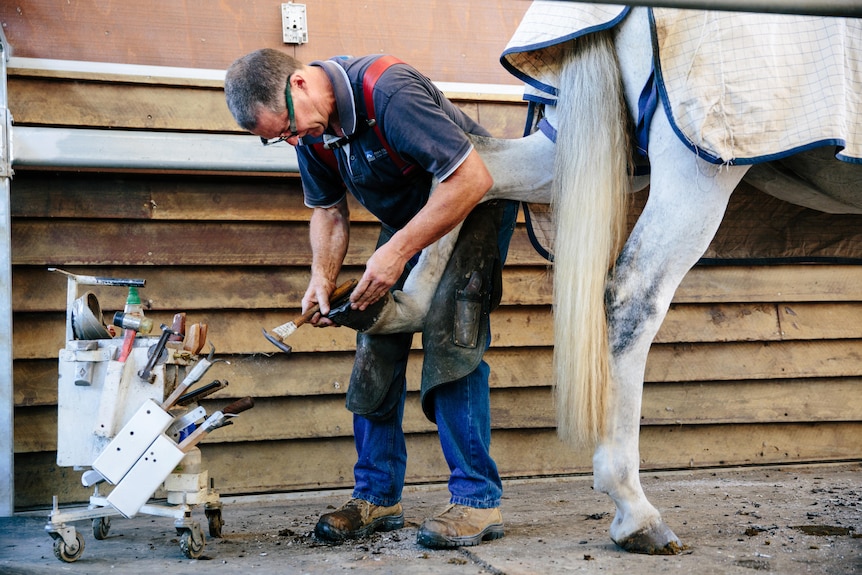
[45,269,252,562]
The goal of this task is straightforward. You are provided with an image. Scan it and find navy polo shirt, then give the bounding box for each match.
[297,55,491,230]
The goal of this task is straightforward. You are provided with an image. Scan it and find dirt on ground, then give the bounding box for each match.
[1,463,860,574]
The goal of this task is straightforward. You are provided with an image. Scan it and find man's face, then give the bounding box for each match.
[256,107,297,145]
[256,75,327,146]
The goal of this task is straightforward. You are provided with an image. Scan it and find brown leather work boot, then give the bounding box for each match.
[416,504,504,549]
[314,498,404,543]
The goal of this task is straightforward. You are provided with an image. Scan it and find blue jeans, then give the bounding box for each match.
[352,359,501,509]
[351,200,517,510]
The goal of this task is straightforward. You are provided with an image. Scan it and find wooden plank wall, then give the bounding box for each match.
[0,0,530,86]
[4,0,861,509]
[9,69,862,509]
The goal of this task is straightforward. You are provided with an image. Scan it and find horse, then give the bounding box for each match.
[345,5,862,555]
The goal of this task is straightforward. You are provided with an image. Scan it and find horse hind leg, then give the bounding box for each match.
[595,109,748,554]
[361,222,463,335]
[358,132,554,336]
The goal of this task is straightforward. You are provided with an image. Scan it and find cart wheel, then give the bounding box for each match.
[179,526,205,559]
[205,508,224,538]
[92,516,111,540]
[53,531,85,563]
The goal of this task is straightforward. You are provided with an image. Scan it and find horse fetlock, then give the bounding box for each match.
[361,291,425,335]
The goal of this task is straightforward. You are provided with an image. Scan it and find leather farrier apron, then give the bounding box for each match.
[331,200,510,422]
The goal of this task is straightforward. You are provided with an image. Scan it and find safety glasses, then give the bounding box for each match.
[260,75,298,146]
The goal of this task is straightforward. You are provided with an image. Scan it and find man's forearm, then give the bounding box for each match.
[307,202,350,313]
[349,148,493,310]
[387,149,492,263]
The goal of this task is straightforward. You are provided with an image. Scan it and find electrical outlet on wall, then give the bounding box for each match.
[282,3,308,44]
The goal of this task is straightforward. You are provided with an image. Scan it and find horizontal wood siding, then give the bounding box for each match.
[8,70,862,510]
[0,1,530,86]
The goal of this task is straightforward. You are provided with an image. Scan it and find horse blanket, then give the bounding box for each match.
[501,2,862,165]
[501,2,862,261]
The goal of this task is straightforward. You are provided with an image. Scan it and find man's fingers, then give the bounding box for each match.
[351,276,374,304]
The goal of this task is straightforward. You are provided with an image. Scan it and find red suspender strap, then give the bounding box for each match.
[310,141,340,174]
[362,55,416,175]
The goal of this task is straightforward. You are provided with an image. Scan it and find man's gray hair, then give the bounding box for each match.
[224,49,303,131]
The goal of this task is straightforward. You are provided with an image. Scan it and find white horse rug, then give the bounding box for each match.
[501,2,862,165]
[501,2,862,261]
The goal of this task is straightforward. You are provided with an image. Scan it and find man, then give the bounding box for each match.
[224,49,516,549]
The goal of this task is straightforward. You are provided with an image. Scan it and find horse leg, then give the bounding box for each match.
[362,223,463,334]
[594,110,748,553]
[362,131,555,335]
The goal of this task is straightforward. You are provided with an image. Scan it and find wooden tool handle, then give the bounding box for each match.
[331,278,360,303]
[293,278,358,328]
[169,312,186,342]
[222,396,255,415]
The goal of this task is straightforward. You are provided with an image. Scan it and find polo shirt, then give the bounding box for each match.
[297,55,491,230]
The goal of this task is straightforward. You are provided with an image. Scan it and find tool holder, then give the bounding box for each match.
[44,269,241,563]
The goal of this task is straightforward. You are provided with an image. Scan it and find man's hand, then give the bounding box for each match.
[351,241,411,310]
[302,277,339,327]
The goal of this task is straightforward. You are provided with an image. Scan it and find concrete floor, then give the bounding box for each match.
[2,463,860,575]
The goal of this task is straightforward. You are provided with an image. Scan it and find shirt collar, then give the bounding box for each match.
[310,59,357,137]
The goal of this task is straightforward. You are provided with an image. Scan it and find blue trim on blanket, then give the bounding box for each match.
[521,107,555,263]
[522,203,554,263]
[837,151,862,165]
[635,67,657,158]
[523,101,539,139]
[715,139,860,166]
[537,117,557,143]
[524,93,558,107]
[500,6,631,100]
[648,9,861,166]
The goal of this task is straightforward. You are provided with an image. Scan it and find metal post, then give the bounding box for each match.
[559,0,862,18]
[0,26,14,517]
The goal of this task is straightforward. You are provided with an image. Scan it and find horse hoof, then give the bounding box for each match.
[326,295,389,332]
[613,521,685,555]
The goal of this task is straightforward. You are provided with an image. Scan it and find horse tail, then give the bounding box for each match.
[553,32,629,446]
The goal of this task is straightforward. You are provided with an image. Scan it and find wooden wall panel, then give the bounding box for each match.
[16,379,862,453]
[15,422,862,508]
[8,75,529,140]
[11,220,544,267]
[0,1,530,86]
[16,302,862,361]
[7,66,862,511]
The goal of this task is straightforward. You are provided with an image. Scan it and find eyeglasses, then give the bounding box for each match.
[260,75,298,146]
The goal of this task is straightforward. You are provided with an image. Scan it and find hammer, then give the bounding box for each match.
[262,279,358,353]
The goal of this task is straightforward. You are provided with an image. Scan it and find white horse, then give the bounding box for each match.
[354,6,862,554]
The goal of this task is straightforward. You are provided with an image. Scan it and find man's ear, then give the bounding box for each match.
[291,72,307,92]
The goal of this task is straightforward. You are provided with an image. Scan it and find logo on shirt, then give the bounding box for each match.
[365,148,389,162]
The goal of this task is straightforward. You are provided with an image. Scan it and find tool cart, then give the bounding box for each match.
[44,269,252,563]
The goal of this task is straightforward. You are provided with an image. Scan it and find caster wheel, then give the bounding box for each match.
[53,531,85,563]
[92,516,111,540]
[178,526,205,559]
[206,508,224,538]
